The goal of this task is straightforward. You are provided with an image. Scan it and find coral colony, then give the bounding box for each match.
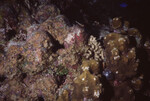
[0,0,150,101]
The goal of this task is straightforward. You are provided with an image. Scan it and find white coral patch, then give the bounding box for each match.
[118,37,126,42]
[82,78,85,81]
[64,33,75,43]
[113,55,120,60]
[82,66,89,71]
[64,26,82,44]
[75,28,81,36]
[94,90,100,98]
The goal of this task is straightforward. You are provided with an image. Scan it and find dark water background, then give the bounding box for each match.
[52,0,150,39]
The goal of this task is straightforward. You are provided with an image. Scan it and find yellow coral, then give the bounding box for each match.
[72,70,102,101]
[82,59,100,74]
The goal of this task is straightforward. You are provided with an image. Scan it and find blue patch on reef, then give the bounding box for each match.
[120,2,128,8]
[103,69,114,80]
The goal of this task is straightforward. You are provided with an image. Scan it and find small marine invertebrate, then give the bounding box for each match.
[83,35,104,61]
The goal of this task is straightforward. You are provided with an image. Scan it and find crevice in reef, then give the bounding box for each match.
[37,96,45,101]
[0,75,6,83]
[46,32,64,53]
[5,29,17,41]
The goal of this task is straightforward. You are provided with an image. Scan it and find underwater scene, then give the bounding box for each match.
[0,0,150,101]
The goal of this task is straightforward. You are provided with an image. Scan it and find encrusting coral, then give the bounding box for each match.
[57,59,103,101]
[72,64,102,101]
[103,33,139,80]
[81,59,100,74]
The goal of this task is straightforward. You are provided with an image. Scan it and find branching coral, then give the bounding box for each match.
[83,35,104,61]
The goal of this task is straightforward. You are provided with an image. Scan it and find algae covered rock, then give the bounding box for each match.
[24,73,57,101]
[0,78,27,101]
[21,26,53,75]
[41,15,69,44]
[35,5,60,23]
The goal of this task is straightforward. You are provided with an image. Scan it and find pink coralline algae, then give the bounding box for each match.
[64,26,85,48]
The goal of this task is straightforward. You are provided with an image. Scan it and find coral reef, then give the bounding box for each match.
[0,1,149,101]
